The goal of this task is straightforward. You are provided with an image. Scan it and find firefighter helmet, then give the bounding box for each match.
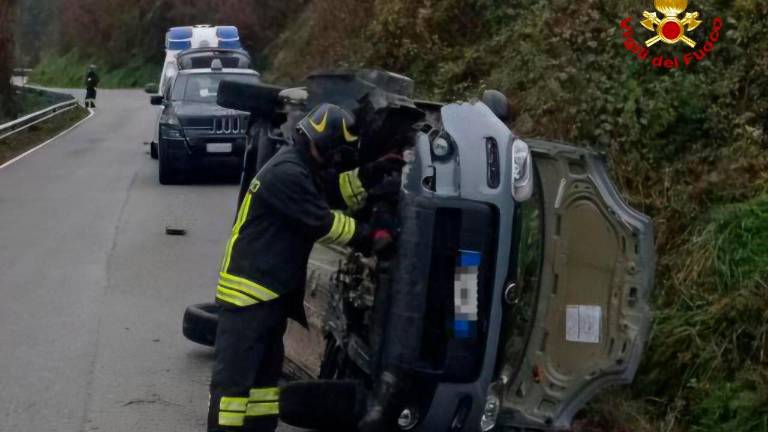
[297,103,359,159]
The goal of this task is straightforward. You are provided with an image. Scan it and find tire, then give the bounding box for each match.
[481,89,510,122]
[279,380,365,431]
[182,302,220,347]
[158,141,184,184]
[150,141,158,159]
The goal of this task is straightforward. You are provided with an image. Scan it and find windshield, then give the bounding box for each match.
[172,73,259,103]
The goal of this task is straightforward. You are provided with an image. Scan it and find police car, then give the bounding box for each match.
[159,25,243,92]
[146,25,246,160]
[150,60,259,184]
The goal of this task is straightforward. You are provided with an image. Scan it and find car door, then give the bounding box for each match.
[496,139,655,430]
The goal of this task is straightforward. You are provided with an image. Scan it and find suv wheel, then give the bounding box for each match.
[158,141,184,184]
[150,141,158,159]
[182,302,219,347]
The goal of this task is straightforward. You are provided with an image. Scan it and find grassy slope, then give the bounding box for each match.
[29,50,160,89]
[266,0,768,430]
[0,87,74,123]
[17,87,72,112]
[0,105,89,165]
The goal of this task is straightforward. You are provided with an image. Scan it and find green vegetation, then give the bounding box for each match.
[12,0,768,429]
[16,0,302,89]
[0,86,73,124]
[0,105,89,164]
[29,50,160,89]
[0,0,16,118]
[648,196,768,432]
[13,87,63,115]
[7,87,73,120]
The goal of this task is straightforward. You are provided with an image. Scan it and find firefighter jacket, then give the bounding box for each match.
[85,71,99,89]
[215,145,368,322]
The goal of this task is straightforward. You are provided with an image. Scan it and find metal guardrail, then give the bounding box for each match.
[0,99,80,141]
[12,68,33,76]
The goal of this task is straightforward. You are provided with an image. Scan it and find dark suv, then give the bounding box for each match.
[150,65,260,184]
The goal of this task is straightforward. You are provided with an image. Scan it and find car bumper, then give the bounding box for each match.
[161,134,246,164]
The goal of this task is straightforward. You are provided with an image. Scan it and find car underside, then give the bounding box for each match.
[184,69,655,431]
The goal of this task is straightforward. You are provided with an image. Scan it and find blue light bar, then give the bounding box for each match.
[218,40,242,49]
[216,26,239,39]
[167,41,192,50]
[217,26,241,49]
[166,26,193,50]
[168,26,193,39]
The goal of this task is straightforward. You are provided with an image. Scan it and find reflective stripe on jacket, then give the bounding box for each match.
[216,146,363,309]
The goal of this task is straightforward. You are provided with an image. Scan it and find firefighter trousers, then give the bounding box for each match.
[208,299,289,432]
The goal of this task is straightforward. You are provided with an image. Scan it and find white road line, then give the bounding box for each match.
[0,108,95,171]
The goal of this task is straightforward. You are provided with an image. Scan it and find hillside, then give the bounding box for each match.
[19,0,304,88]
[263,1,768,430]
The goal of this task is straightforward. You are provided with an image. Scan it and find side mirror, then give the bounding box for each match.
[145,83,159,94]
[481,89,510,122]
[150,95,164,106]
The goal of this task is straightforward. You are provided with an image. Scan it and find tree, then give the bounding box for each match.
[14,0,57,66]
[0,0,16,119]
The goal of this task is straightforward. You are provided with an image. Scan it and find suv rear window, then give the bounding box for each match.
[172,73,260,103]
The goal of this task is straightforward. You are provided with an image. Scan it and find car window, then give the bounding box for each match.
[174,73,259,103]
[171,75,186,101]
[163,75,175,99]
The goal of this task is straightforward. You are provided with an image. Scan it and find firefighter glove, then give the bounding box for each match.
[358,154,405,189]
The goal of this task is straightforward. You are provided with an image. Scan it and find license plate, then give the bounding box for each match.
[206,143,232,153]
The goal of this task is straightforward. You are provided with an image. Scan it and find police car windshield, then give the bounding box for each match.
[173,73,258,103]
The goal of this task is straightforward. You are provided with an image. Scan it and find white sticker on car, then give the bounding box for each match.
[565,305,601,343]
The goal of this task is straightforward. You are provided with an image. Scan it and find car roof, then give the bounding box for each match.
[178,68,260,76]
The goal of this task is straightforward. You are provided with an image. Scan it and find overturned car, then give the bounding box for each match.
[183,69,655,431]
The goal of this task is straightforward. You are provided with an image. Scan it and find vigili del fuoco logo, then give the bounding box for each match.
[620,0,723,69]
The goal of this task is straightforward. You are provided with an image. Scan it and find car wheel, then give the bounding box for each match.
[150,141,158,159]
[158,141,184,184]
[481,89,510,122]
[182,302,220,347]
[279,380,366,431]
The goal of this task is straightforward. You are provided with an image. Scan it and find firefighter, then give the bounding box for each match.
[208,103,401,432]
[84,65,99,108]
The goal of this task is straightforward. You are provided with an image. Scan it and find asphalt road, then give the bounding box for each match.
[0,89,299,431]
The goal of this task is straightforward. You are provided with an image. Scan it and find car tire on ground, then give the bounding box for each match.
[279,380,366,431]
[182,302,220,347]
[150,141,158,159]
[158,141,184,184]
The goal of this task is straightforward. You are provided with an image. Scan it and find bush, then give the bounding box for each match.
[0,0,16,118]
[264,0,768,429]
